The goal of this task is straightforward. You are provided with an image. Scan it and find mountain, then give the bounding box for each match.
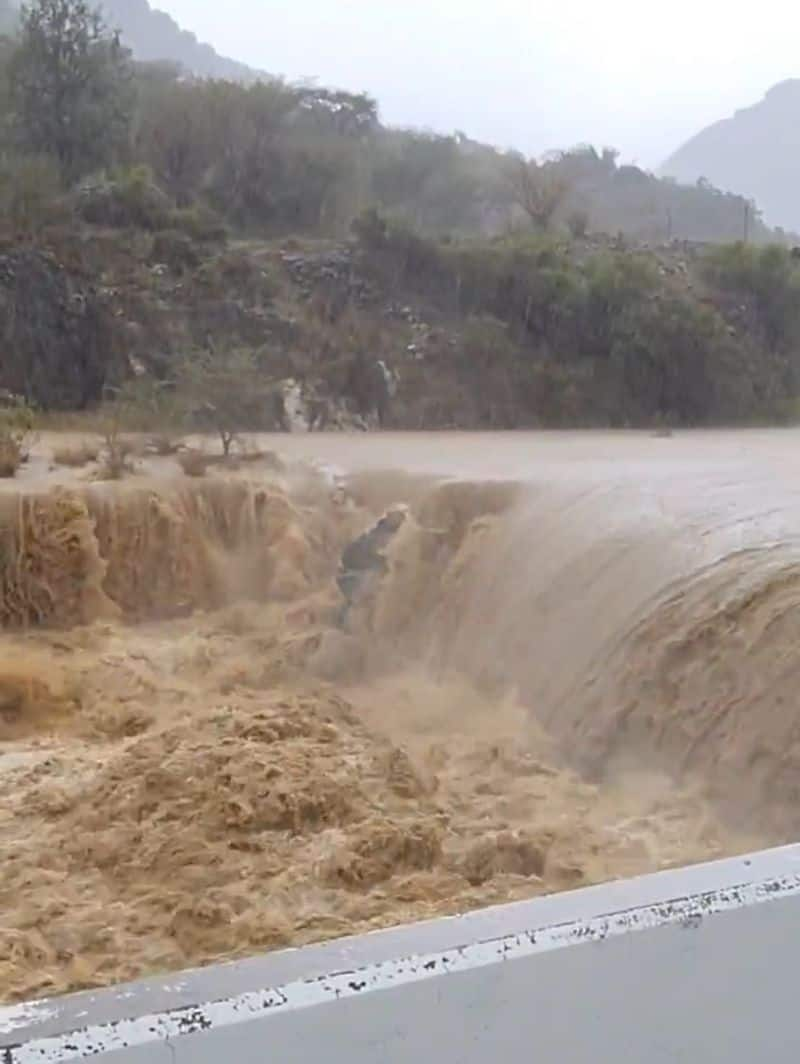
[661,80,800,234]
[5,0,262,80]
[101,0,264,80]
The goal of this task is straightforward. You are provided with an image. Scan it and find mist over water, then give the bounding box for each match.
[285,428,800,832]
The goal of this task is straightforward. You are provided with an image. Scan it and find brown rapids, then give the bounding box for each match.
[4,428,800,1002]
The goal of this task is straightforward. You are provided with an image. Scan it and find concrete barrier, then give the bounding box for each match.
[3,845,800,1062]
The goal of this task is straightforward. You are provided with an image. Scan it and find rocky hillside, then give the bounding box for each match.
[661,81,800,235]
[2,4,799,432]
[4,192,800,431]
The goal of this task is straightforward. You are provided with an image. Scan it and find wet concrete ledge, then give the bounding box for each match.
[3,845,800,1061]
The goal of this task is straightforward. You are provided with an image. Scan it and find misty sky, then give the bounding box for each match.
[157,0,798,166]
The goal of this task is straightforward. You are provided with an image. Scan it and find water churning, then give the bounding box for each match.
[3,429,799,1002]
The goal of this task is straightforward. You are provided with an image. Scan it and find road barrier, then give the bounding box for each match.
[3,846,800,1062]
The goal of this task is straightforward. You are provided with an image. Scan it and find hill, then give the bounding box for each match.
[3,208,800,432]
[101,0,264,80]
[3,0,263,79]
[1,0,799,436]
[661,80,800,235]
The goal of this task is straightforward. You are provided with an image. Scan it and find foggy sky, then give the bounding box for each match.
[156,0,798,166]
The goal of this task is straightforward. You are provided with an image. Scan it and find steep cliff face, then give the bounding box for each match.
[661,80,800,234]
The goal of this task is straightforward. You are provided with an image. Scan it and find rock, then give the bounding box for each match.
[376,360,399,399]
[280,379,311,433]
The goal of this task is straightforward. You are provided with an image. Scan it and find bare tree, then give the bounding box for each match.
[506,153,569,231]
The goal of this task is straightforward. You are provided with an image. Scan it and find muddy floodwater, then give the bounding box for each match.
[3,428,800,1002]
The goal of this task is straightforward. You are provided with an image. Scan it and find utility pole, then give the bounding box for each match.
[743,202,750,244]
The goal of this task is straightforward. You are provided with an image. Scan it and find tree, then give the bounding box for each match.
[135,74,216,205]
[293,86,378,137]
[11,0,134,182]
[201,79,302,230]
[371,130,486,232]
[506,154,569,231]
[178,348,274,456]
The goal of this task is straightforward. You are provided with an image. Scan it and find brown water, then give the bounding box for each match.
[3,429,799,1002]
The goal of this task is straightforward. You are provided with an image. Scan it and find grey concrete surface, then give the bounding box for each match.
[3,845,800,1061]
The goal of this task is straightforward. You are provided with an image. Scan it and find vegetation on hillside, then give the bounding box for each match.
[0,395,35,476]
[0,0,797,431]
[353,216,800,426]
[0,0,773,244]
[10,0,134,181]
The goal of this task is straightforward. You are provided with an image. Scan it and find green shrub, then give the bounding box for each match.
[355,221,779,426]
[567,208,590,239]
[0,154,65,236]
[169,204,228,243]
[0,396,37,477]
[76,166,171,230]
[703,242,800,351]
[351,207,388,250]
[354,212,446,291]
[150,229,201,273]
[195,250,276,303]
